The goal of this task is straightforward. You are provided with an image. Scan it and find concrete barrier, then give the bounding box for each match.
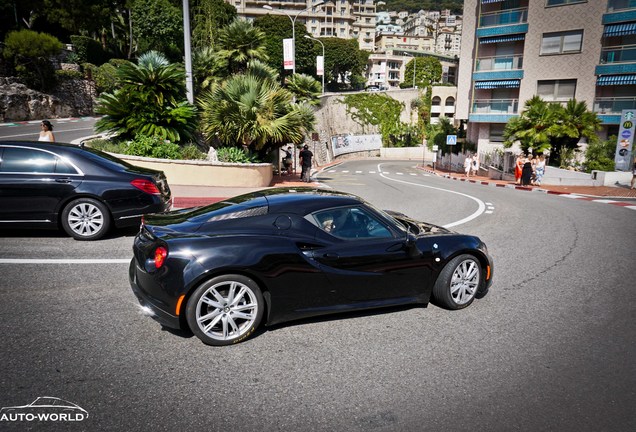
[113,153,273,187]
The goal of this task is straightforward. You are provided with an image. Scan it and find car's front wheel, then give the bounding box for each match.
[186,275,264,346]
[61,198,111,240]
[432,254,482,310]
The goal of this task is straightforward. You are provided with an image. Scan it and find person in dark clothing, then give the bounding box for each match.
[299,144,313,182]
[521,155,533,186]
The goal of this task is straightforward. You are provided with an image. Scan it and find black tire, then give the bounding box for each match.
[186,274,264,346]
[432,254,482,310]
[61,198,111,241]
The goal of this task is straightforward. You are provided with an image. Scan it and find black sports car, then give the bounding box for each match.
[0,141,172,240]
[129,188,493,346]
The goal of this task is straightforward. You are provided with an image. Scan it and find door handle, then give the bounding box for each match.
[322,253,339,260]
[55,178,72,183]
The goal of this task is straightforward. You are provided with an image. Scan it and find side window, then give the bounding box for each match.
[311,207,393,239]
[0,148,56,173]
[0,147,78,174]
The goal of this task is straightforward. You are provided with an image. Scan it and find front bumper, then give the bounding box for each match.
[129,259,181,329]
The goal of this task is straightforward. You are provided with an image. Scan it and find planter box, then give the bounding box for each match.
[113,153,273,187]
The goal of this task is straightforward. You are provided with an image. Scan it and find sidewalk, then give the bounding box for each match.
[420,166,636,199]
[171,162,636,208]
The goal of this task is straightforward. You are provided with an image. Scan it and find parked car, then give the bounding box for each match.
[0,141,172,240]
[365,85,381,92]
[130,188,493,346]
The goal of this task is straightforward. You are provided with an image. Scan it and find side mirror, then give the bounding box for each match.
[405,232,420,258]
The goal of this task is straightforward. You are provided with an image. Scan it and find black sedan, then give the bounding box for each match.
[0,141,172,240]
[130,188,493,346]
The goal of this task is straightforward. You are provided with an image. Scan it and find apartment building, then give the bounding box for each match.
[229,0,379,51]
[457,0,633,155]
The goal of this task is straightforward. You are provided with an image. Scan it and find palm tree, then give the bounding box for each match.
[549,99,602,166]
[95,51,198,143]
[286,74,322,106]
[198,63,315,153]
[216,19,269,74]
[503,96,556,154]
[192,47,228,93]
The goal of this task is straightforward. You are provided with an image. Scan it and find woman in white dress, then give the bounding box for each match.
[38,120,55,142]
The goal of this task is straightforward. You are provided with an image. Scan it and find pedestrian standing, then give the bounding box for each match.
[472,154,480,176]
[515,153,524,185]
[464,154,472,178]
[38,120,55,142]
[299,144,313,182]
[521,154,533,186]
[631,160,636,189]
[534,155,546,186]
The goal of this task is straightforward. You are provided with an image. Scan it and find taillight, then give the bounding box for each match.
[154,246,168,269]
[131,179,161,195]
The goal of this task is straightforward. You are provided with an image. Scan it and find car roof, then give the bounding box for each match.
[261,188,364,214]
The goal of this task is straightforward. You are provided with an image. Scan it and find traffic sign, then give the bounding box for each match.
[446,135,457,145]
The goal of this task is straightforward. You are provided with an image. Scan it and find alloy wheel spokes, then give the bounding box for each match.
[197,281,258,340]
[450,260,480,305]
[68,204,103,235]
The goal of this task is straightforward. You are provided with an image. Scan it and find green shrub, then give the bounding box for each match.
[584,136,616,173]
[3,29,62,91]
[216,147,259,163]
[55,69,83,80]
[180,144,207,160]
[70,35,107,65]
[123,135,181,159]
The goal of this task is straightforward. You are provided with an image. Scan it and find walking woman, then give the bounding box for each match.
[534,154,546,186]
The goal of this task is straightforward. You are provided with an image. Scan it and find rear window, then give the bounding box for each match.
[187,195,270,223]
[77,146,138,172]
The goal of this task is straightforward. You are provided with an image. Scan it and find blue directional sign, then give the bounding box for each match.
[446,135,457,145]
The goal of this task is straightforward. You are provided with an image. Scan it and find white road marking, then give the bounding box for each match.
[0,259,130,264]
[378,163,487,228]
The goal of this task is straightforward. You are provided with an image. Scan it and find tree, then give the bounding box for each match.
[321,37,369,90]
[503,96,557,155]
[131,0,183,61]
[253,14,316,78]
[2,29,63,91]
[550,99,602,167]
[403,56,442,88]
[94,51,198,143]
[198,61,315,154]
[428,116,458,154]
[286,74,322,106]
[584,135,616,172]
[190,0,237,49]
[216,19,269,75]
[504,96,602,166]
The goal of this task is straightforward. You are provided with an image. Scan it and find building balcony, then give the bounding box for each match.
[593,96,636,114]
[600,44,636,64]
[479,8,528,28]
[475,55,523,71]
[471,99,519,114]
[607,0,636,12]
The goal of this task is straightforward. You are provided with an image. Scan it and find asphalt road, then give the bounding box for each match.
[0,117,99,143]
[0,160,635,431]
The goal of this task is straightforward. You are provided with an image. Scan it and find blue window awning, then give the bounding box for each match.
[479,34,525,44]
[474,80,521,89]
[596,74,636,86]
[481,0,505,3]
[603,22,636,37]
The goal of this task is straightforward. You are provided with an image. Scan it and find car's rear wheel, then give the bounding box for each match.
[61,198,111,240]
[186,275,264,346]
[432,254,482,310]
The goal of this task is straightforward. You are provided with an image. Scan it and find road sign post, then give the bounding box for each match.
[446,135,457,172]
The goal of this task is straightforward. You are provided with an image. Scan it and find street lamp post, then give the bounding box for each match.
[304,35,325,94]
[263,2,325,75]
[404,53,416,89]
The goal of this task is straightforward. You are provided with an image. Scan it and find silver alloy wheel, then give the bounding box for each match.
[195,280,259,341]
[67,202,105,237]
[449,259,480,305]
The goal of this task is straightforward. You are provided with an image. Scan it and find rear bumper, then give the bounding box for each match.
[129,259,181,330]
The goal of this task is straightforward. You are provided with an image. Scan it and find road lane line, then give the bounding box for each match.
[378,163,486,228]
[0,259,130,264]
